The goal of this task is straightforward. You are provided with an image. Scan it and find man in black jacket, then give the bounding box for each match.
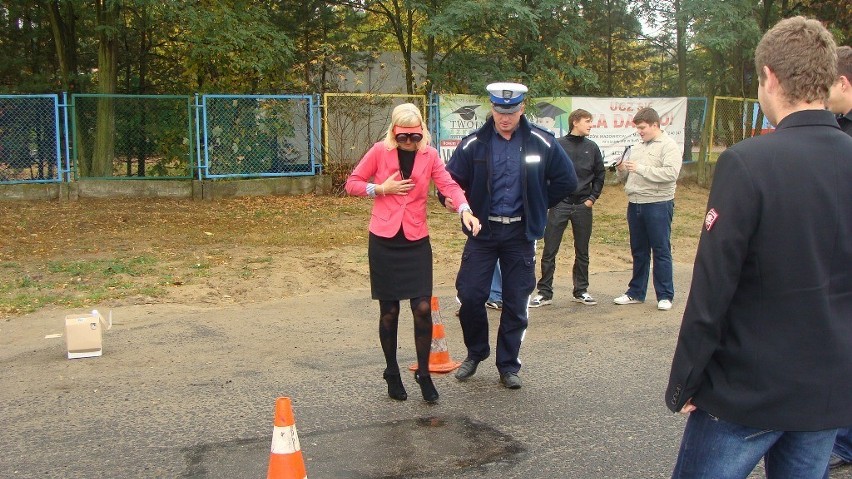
[665,17,852,477]
[531,109,605,307]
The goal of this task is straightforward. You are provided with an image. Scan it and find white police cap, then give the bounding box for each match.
[486,82,528,113]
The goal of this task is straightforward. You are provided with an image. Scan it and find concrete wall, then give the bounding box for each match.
[0,176,333,202]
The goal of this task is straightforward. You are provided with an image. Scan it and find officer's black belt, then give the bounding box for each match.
[488,215,523,224]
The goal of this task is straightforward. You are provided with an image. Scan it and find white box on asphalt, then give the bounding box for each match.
[64,310,111,359]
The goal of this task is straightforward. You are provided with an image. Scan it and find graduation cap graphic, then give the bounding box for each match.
[452,105,480,121]
[535,102,567,119]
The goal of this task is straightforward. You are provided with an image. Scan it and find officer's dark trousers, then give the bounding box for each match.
[455,221,536,374]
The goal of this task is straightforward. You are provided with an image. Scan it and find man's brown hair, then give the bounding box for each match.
[568,109,592,130]
[633,107,660,126]
[837,46,852,81]
[755,16,837,103]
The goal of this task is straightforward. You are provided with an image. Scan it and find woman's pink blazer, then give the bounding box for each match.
[345,142,469,240]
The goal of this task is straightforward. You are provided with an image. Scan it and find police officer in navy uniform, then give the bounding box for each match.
[443,82,577,389]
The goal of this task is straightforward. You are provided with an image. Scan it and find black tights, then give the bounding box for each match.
[379,297,432,376]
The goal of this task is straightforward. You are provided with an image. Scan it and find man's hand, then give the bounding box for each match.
[679,398,696,415]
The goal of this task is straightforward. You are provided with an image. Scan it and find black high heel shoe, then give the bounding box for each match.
[383,371,408,401]
[414,370,439,403]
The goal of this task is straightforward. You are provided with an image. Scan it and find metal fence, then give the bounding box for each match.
[72,94,195,179]
[0,92,731,187]
[0,94,66,183]
[200,95,317,179]
[323,93,427,193]
[684,97,708,163]
[707,96,772,162]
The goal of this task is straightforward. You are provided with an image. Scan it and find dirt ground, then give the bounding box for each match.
[14,183,851,478]
[0,183,709,321]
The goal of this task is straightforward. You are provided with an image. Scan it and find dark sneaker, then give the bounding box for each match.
[485,300,502,310]
[455,358,481,381]
[529,294,552,308]
[572,292,597,305]
[500,372,522,389]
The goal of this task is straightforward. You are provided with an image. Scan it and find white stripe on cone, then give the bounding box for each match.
[270,424,301,455]
[431,336,448,352]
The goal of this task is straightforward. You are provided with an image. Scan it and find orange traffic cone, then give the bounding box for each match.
[267,397,307,479]
[409,296,462,373]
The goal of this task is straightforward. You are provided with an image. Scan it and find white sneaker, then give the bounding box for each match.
[613,294,643,305]
[572,293,598,305]
[657,299,673,311]
[529,294,552,308]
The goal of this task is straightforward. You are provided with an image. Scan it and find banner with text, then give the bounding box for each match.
[437,95,688,167]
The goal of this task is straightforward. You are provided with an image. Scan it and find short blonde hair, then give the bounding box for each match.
[755,16,837,104]
[383,103,432,151]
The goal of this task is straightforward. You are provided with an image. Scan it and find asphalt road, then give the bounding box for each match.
[2,264,850,478]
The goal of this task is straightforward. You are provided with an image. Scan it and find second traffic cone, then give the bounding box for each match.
[409,296,462,373]
[267,397,307,479]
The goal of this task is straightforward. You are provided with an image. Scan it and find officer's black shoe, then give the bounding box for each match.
[455,358,480,381]
[414,370,439,403]
[383,371,408,401]
[500,372,522,389]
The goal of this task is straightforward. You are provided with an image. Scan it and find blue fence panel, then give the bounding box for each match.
[71,94,194,179]
[201,94,316,179]
[0,94,63,184]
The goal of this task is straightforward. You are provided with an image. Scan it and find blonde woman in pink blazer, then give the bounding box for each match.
[345,103,480,403]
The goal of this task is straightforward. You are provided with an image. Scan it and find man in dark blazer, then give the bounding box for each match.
[665,16,852,478]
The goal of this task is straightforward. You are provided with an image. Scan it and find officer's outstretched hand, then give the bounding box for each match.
[462,210,481,236]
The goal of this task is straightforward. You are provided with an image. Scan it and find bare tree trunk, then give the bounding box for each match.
[92,0,120,178]
[674,0,687,96]
[45,1,79,92]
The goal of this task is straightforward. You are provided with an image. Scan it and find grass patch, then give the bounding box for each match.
[0,255,163,315]
[47,256,158,278]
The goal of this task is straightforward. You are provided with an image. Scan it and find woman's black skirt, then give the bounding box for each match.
[368,230,432,301]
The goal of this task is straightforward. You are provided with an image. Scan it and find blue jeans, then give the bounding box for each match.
[673,409,837,479]
[489,261,502,302]
[626,200,674,302]
[834,428,852,461]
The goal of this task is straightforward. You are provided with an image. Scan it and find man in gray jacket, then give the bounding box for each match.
[613,107,681,311]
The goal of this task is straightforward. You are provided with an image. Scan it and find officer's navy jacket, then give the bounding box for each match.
[445,116,577,241]
[665,109,852,430]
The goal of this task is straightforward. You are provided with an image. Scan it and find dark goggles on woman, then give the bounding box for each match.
[394,132,423,143]
[393,126,424,144]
